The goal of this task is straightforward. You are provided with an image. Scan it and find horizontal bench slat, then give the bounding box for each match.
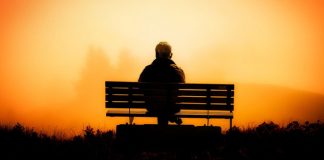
[106,82,140,87]
[106,110,233,119]
[106,88,143,95]
[106,95,145,101]
[106,81,234,90]
[106,89,234,98]
[178,103,234,111]
[106,102,146,108]
[178,83,234,90]
[177,97,233,103]
[106,102,233,111]
[106,95,234,103]
[178,90,233,96]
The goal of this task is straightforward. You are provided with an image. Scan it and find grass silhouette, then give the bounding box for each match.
[0,121,323,160]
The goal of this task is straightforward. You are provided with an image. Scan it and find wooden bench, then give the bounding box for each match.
[105,81,235,129]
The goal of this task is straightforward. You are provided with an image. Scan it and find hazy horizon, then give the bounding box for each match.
[1,47,324,136]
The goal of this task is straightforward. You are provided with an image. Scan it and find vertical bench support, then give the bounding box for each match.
[206,87,211,126]
[227,86,233,130]
[107,85,112,109]
[230,118,232,130]
[128,86,134,124]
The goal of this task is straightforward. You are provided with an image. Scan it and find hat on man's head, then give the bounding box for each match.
[155,41,172,59]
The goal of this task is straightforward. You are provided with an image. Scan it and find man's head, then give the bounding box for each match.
[155,41,172,59]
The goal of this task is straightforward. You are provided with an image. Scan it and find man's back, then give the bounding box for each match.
[139,58,185,114]
[138,42,185,125]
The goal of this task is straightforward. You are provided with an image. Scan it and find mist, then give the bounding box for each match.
[1,46,324,136]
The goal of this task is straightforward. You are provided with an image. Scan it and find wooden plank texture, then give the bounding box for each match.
[106,110,233,119]
[106,102,233,111]
[105,81,235,114]
[106,81,234,90]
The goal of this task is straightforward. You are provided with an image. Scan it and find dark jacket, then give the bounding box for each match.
[139,58,185,83]
[138,58,185,115]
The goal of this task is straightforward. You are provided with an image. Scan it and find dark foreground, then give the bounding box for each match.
[0,121,323,160]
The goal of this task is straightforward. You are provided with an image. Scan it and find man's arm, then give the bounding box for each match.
[171,64,185,83]
[138,66,150,82]
[138,69,145,82]
[177,68,185,83]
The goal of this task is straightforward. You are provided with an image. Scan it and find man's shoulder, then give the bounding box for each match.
[170,64,184,72]
[141,64,156,75]
[143,59,184,73]
[143,64,154,71]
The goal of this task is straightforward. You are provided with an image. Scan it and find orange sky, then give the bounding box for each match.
[1,0,324,136]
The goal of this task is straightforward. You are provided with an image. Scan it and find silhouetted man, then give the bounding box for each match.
[139,42,185,125]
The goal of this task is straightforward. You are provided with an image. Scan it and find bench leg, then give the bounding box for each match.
[230,118,232,130]
[129,116,134,124]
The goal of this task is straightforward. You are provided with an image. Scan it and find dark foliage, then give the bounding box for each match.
[0,121,323,160]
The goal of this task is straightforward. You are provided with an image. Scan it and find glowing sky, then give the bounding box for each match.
[1,0,324,135]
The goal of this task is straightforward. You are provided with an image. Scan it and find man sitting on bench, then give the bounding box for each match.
[138,41,185,126]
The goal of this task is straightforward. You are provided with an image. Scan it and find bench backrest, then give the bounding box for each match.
[105,81,234,111]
